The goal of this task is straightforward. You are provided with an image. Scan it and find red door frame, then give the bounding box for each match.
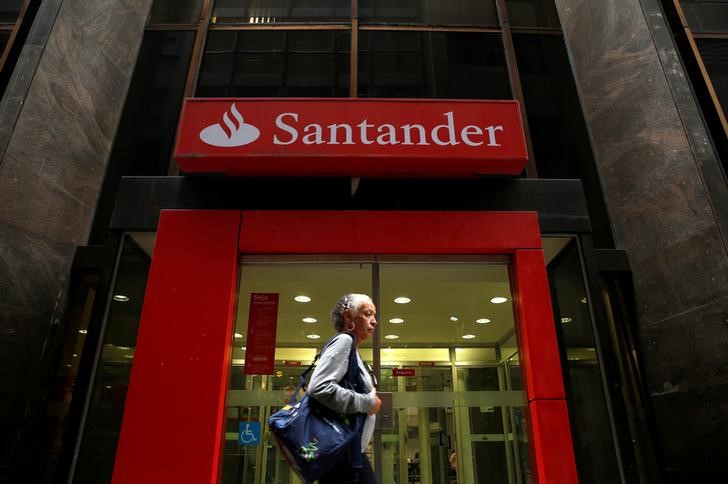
[112,209,578,484]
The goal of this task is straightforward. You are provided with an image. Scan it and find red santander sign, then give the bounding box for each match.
[174,98,527,177]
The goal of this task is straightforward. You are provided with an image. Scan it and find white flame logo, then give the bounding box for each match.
[199,103,260,147]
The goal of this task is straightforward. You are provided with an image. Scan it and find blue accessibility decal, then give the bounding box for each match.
[238,421,261,446]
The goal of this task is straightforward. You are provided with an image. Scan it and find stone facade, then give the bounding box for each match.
[0,0,153,478]
[555,0,728,476]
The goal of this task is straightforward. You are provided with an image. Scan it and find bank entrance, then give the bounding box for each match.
[225,260,528,483]
[110,210,577,484]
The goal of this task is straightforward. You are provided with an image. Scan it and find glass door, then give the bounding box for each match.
[221,258,530,484]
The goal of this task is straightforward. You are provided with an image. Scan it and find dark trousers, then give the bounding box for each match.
[318,453,376,484]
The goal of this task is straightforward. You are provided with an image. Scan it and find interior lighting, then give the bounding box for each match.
[394,297,411,304]
[302,317,317,323]
[294,295,311,303]
[388,318,404,324]
[490,297,508,304]
[580,297,588,304]
[560,317,572,323]
[475,318,491,324]
[113,294,129,302]
[449,316,458,322]
[385,334,399,340]
[234,333,243,338]
[461,334,476,339]
[306,334,321,339]
[241,346,246,350]
[78,329,88,334]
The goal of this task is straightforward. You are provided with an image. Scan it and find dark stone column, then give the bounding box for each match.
[554,0,728,478]
[0,0,153,478]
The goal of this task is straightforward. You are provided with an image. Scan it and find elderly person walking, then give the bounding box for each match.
[307,293,382,483]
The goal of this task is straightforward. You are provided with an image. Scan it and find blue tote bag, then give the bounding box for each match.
[268,333,366,483]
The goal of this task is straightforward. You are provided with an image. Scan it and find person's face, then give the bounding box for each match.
[347,301,377,343]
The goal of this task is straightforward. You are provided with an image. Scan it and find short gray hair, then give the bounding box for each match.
[331,293,373,332]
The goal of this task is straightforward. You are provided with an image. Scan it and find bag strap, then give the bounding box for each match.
[288,332,358,406]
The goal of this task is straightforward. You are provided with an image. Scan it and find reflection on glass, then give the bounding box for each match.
[197,30,350,97]
[358,31,511,99]
[0,31,10,57]
[212,0,351,24]
[72,233,154,484]
[696,39,728,115]
[680,0,728,32]
[106,31,195,176]
[0,0,23,24]
[548,241,620,484]
[505,0,561,29]
[148,0,203,24]
[359,0,498,27]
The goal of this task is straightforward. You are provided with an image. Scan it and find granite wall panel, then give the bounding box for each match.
[0,0,153,478]
[555,0,728,478]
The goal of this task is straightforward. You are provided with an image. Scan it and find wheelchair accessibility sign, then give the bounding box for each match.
[238,421,261,446]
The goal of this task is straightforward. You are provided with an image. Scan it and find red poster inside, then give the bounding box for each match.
[244,293,279,375]
[392,368,416,377]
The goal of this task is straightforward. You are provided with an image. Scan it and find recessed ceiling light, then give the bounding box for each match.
[490,297,508,304]
[72,354,77,358]
[560,317,572,323]
[587,348,596,352]
[306,334,321,339]
[449,316,458,322]
[241,346,246,350]
[302,317,317,323]
[113,294,130,302]
[475,318,491,324]
[462,334,476,339]
[117,346,131,350]
[580,297,588,304]
[78,329,88,334]
[394,297,411,304]
[294,295,311,303]
[385,334,399,340]
[234,333,243,338]
[389,318,404,324]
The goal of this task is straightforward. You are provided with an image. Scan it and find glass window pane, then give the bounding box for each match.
[547,240,621,484]
[378,262,530,484]
[680,0,728,32]
[696,38,728,116]
[0,0,23,23]
[0,30,10,55]
[212,0,351,24]
[359,0,498,27]
[197,30,350,97]
[358,31,511,99]
[506,0,561,29]
[72,233,155,484]
[513,33,613,247]
[105,31,195,177]
[149,0,203,24]
[221,263,373,483]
